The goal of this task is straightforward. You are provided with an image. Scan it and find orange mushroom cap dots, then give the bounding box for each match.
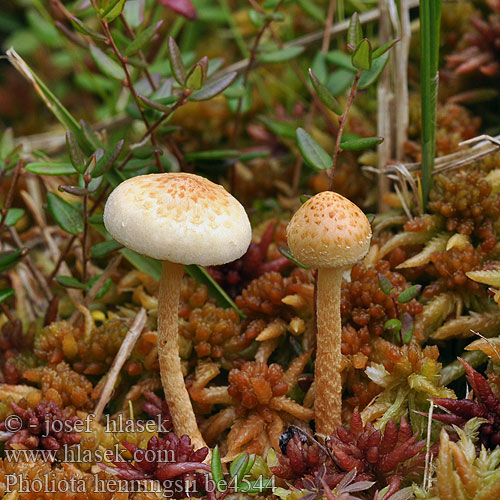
[286,191,372,268]
[104,173,252,266]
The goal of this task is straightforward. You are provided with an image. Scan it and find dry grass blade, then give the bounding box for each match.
[94,307,147,421]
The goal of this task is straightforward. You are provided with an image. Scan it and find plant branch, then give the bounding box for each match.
[328,70,362,191]
[119,14,157,92]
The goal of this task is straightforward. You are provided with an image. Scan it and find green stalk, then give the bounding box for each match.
[420,0,442,210]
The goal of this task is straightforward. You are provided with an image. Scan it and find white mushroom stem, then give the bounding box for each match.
[315,266,345,436]
[158,260,206,449]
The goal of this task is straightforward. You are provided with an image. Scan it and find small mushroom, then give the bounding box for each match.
[104,173,251,448]
[286,191,371,435]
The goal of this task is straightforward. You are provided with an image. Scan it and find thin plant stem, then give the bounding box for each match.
[48,235,77,282]
[321,0,337,53]
[0,159,23,242]
[116,90,191,171]
[100,20,163,172]
[328,70,362,190]
[0,303,16,325]
[81,179,89,285]
[119,14,157,92]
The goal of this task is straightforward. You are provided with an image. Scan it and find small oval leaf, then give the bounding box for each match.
[190,71,238,101]
[90,45,125,81]
[258,46,305,64]
[308,69,342,115]
[168,37,186,86]
[352,38,372,71]
[47,192,84,236]
[340,136,384,151]
[296,128,331,171]
[25,162,76,176]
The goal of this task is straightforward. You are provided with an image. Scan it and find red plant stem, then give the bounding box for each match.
[230,0,285,192]
[48,235,77,282]
[328,70,362,191]
[0,303,16,325]
[100,20,163,172]
[81,179,89,284]
[116,91,191,171]
[119,14,157,92]
[321,0,337,53]
[0,159,23,240]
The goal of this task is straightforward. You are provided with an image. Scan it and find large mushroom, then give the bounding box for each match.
[286,191,371,435]
[104,173,251,448]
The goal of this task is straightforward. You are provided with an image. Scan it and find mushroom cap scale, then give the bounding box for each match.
[286,191,371,269]
[104,173,251,266]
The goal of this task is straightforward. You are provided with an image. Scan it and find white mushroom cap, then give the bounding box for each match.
[104,173,251,266]
[286,191,371,269]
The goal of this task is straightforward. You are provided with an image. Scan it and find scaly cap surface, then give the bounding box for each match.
[104,173,251,266]
[286,191,371,268]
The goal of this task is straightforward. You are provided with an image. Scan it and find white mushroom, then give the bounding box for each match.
[104,173,251,448]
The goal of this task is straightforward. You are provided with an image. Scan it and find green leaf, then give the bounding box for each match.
[185,265,246,317]
[296,128,331,171]
[46,193,84,236]
[325,50,356,71]
[420,0,443,209]
[90,46,125,81]
[358,52,390,89]
[102,0,126,22]
[66,131,86,173]
[347,12,363,49]
[258,46,304,64]
[230,453,249,482]
[378,273,394,295]
[211,446,226,492]
[138,94,176,112]
[25,162,76,176]
[311,52,327,83]
[120,249,162,280]
[125,21,162,57]
[0,289,14,304]
[259,116,297,139]
[92,140,124,177]
[86,275,112,299]
[243,454,256,476]
[91,240,122,258]
[308,69,342,115]
[185,64,204,90]
[373,38,399,59]
[185,149,238,161]
[279,246,309,269]
[190,72,238,101]
[4,208,25,227]
[249,9,264,28]
[384,318,402,333]
[56,275,86,289]
[397,285,422,304]
[0,248,27,273]
[340,136,383,151]
[123,0,144,28]
[352,39,372,71]
[0,128,15,160]
[70,16,107,42]
[295,0,324,23]
[168,36,186,86]
[326,69,355,96]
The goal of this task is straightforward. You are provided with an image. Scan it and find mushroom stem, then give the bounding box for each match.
[315,266,345,436]
[158,260,206,449]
